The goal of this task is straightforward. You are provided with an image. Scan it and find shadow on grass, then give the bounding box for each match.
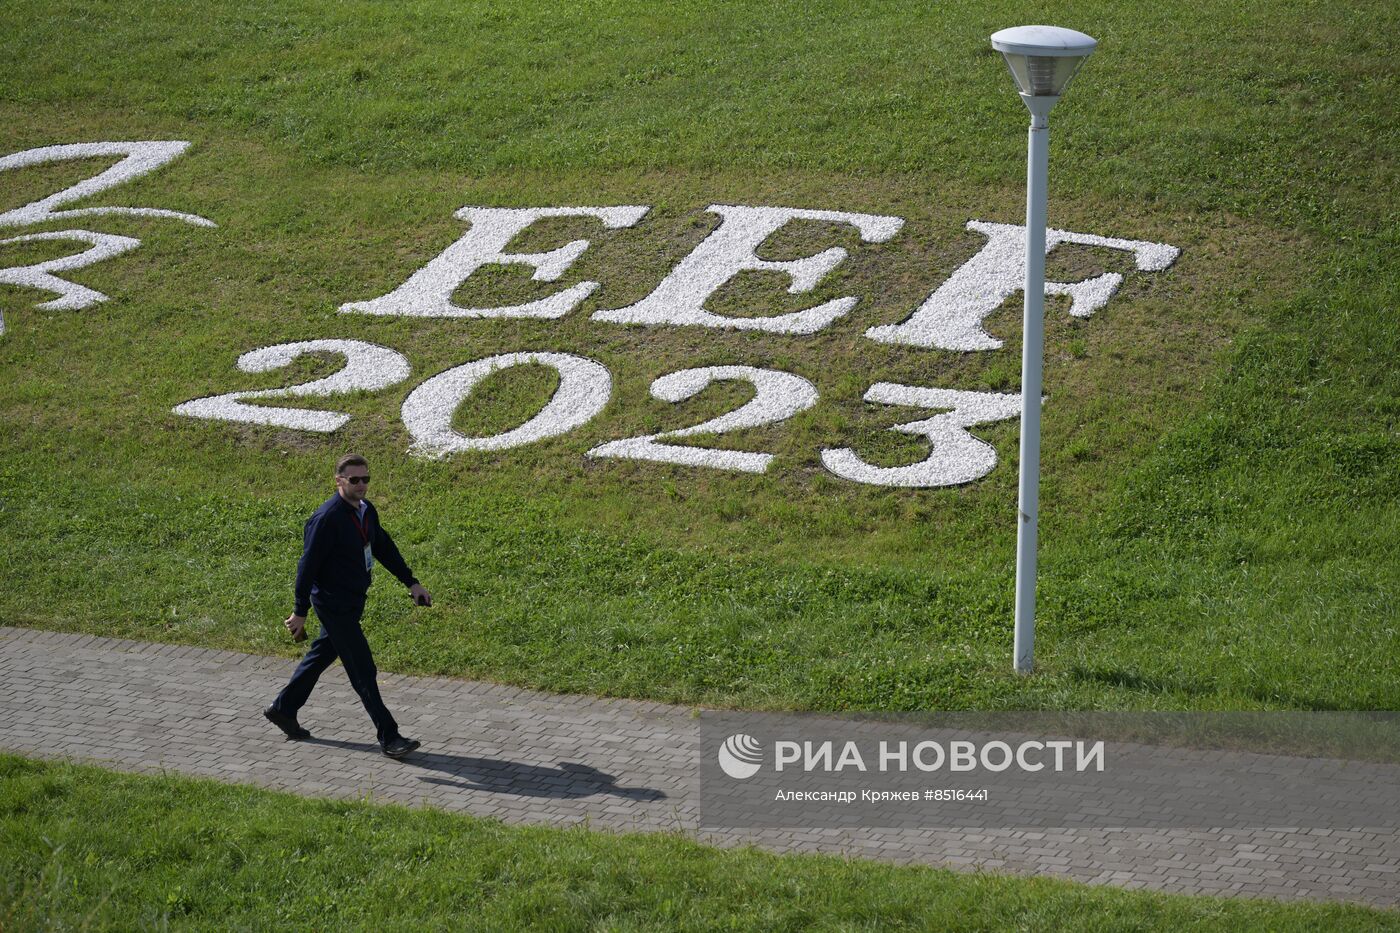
[302,737,668,801]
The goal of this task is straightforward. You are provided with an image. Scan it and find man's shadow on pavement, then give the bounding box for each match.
[303,737,667,802]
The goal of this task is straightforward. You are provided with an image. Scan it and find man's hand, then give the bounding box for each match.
[409,583,433,608]
[285,613,308,642]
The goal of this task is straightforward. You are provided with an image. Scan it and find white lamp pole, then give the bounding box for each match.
[990,26,1097,674]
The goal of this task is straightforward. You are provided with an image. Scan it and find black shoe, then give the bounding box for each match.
[263,705,311,740]
[382,736,421,758]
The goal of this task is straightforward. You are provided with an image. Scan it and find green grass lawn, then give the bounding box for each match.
[3,754,1394,931]
[0,0,1396,712]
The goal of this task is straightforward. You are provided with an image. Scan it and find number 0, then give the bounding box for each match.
[401,352,612,459]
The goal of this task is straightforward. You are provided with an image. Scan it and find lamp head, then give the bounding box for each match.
[991,25,1096,112]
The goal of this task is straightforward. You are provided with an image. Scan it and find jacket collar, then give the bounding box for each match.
[327,492,368,516]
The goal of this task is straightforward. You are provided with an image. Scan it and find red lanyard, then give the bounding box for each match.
[348,507,369,544]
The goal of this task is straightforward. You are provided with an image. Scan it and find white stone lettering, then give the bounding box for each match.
[0,141,215,229]
[587,365,818,473]
[172,340,411,432]
[865,220,1180,350]
[402,352,612,458]
[340,206,649,320]
[0,231,142,336]
[592,204,904,334]
[821,383,1029,487]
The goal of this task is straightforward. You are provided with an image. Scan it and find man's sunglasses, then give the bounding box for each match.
[342,475,370,485]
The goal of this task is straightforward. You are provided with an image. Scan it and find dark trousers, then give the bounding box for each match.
[272,603,400,746]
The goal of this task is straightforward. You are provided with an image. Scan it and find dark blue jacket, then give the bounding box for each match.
[293,494,417,616]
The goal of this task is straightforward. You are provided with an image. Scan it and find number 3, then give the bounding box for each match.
[820,383,1027,487]
[173,342,1026,489]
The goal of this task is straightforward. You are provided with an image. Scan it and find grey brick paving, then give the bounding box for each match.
[0,626,1395,909]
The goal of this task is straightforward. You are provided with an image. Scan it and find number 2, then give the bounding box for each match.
[172,342,1024,489]
[587,366,818,473]
[172,340,411,432]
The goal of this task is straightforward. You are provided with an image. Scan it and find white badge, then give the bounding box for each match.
[364,542,373,572]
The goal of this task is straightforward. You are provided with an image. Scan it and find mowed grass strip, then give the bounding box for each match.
[0,0,1395,711]
[2,754,1394,931]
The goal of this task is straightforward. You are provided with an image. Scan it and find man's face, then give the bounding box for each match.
[335,465,371,503]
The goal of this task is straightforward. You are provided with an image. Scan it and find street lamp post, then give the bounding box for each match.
[990,25,1097,674]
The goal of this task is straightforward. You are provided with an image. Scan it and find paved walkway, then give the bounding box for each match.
[1,627,1396,908]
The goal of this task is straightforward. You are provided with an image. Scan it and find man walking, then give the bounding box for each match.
[264,454,433,758]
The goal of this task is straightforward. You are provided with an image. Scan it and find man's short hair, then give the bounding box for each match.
[335,454,369,476]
